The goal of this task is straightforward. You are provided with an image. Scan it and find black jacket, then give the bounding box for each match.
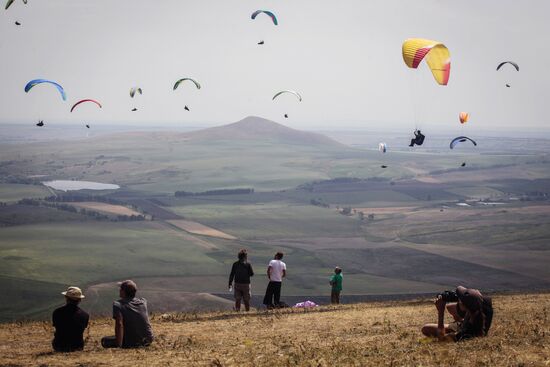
[52,303,89,352]
[229,260,254,285]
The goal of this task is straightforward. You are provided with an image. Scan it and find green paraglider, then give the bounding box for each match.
[130,87,143,98]
[173,78,201,91]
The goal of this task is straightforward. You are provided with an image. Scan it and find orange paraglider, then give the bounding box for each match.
[459,112,469,124]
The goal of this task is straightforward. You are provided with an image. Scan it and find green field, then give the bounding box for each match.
[0,123,549,322]
[170,203,364,240]
[0,184,51,203]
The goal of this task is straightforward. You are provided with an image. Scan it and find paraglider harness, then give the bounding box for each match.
[409,130,425,147]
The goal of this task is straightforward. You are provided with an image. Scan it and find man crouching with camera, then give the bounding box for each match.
[421,286,493,342]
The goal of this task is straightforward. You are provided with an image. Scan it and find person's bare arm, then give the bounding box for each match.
[282,269,286,278]
[267,265,272,280]
[115,314,124,347]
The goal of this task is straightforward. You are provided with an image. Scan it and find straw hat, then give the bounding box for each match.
[61,286,85,300]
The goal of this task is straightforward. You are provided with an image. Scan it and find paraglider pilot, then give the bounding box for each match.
[409,130,425,147]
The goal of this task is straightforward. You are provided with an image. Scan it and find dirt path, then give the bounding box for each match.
[167,219,237,240]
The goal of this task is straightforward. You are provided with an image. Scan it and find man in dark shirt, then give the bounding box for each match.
[101,280,154,348]
[52,286,89,352]
[409,129,426,147]
[229,249,254,311]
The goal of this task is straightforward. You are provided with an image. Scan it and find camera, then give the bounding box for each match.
[437,290,459,303]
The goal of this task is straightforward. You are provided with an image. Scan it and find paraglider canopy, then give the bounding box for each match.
[130,87,143,98]
[459,112,469,124]
[251,10,278,25]
[173,78,201,90]
[272,90,302,102]
[25,79,67,101]
[450,136,477,149]
[496,61,519,72]
[5,0,27,10]
[402,38,451,86]
[70,99,102,113]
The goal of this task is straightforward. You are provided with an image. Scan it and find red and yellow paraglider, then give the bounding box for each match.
[402,38,451,86]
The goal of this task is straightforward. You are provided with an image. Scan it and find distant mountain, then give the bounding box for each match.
[181,116,345,147]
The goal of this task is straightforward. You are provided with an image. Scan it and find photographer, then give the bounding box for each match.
[421,286,493,341]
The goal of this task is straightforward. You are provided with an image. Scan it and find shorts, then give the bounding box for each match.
[234,283,251,303]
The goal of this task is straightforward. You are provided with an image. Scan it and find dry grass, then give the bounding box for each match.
[167,219,237,240]
[70,202,142,217]
[0,294,549,366]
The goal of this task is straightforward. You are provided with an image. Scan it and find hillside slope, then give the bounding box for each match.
[0,294,548,366]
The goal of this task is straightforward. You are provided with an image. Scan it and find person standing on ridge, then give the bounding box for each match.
[229,249,254,311]
[329,267,343,304]
[52,286,89,352]
[263,252,286,308]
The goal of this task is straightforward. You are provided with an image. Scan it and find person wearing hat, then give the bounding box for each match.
[421,285,493,341]
[101,280,154,348]
[52,286,89,352]
[329,267,343,304]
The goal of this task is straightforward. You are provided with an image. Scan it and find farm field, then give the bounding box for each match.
[70,202,143,216]
[168,203,365,240]
[0,183,51,203]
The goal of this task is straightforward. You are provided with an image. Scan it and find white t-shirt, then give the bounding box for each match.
[268,259,286,282]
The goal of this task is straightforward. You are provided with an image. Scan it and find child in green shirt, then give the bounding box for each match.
[329,267,343,304]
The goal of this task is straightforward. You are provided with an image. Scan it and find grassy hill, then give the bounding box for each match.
[181,116,346,147]
[0,293,548,366]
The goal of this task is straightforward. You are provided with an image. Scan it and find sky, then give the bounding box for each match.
[0,0,549,134]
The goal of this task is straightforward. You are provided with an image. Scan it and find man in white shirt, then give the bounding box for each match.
[263,252,286,308]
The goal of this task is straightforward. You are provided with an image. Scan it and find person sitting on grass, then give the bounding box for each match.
[329,267,343,304]
[52,286,89,352]
[101,280,154,348]
[421,286,493,341]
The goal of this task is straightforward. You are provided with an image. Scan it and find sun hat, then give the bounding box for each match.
[61,286,85,300]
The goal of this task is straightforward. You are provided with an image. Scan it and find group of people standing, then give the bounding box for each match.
[50,250,493,353]
[228,249,343,311]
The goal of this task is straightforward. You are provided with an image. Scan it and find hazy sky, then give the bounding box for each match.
[1,0,548,133]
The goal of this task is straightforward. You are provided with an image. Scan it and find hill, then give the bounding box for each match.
[0,293,548,366]
[181,116,346,147]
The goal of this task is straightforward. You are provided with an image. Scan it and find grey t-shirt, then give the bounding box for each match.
[113,297,154,347]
